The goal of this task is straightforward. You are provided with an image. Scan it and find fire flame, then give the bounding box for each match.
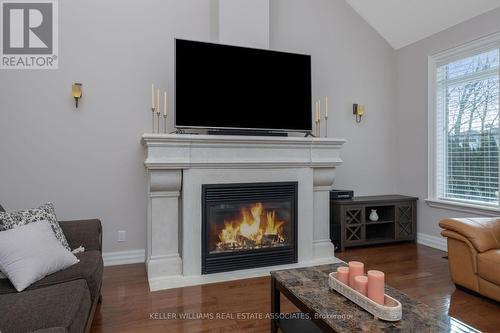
[216,202,287,250]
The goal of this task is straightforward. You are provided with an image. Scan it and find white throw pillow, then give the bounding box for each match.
[0,220,79,291]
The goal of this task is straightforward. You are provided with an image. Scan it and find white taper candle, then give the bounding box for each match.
[151,84,154,110]
[156,88,160,114]
[318,100,321,121]
[325,96,328,118]
[164,92,167,116]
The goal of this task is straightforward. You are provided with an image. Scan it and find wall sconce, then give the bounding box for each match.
[353,103,364,123]
[72,83,83,108]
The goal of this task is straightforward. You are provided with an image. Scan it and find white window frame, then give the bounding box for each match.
[427,32,500,215]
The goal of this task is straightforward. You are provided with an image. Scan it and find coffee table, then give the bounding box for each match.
[270,263,479,333]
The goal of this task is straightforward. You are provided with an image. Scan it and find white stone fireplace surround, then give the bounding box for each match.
[142,134,345,291]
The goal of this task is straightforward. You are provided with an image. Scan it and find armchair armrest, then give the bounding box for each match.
[441,229,478,273]
[439,217,500,253]
[59,219,102,252]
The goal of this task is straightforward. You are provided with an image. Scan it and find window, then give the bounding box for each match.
[429,35,500,209]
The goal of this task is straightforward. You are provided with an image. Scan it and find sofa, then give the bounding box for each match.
[439,217,500,302]
[0,218,103,333]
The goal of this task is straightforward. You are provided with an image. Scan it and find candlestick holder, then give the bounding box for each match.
[163,114,167,134]
[151,107,156,133]
[325,115,328,137]
[156,112,160,133]
[317,119,321,137]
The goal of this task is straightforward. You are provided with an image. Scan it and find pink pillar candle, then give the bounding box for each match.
[367,270,385,305]
[354,275,368,296]
[348,261,364,287]
[336,266,349,285]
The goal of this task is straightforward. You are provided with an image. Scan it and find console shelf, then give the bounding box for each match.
[330,195,418,251]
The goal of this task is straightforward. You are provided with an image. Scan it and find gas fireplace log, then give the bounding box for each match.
[262,234,278,246]
[237,235,257,248]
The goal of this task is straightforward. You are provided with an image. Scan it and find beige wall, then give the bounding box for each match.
[0,0,212,253]
[5,0,479,255]
[270,0,398,196]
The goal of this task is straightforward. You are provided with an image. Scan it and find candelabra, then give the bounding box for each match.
[151,107,156,133]
[314,118,319,137]
[325,114,328,137]
[163,113,167,134]
[157,111,160,133]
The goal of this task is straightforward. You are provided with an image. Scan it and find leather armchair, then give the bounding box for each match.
[439,217,500,302]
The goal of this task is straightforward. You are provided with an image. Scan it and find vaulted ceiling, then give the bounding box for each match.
[345,0,500,49]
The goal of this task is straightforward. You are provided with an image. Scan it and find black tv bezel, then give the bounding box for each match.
[174,38,313,133]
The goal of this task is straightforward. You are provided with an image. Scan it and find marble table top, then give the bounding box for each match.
[271,263,479,333]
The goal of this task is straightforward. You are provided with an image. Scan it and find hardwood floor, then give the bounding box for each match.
[91,243,500,333]
[337,244,500,332]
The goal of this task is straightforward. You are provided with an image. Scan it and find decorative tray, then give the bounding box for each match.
[328,272,402,322]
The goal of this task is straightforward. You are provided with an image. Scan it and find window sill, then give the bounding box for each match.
[425,198,500,216]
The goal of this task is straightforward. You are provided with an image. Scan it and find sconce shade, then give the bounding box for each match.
[353,103,364,123]
[72,83,82,108]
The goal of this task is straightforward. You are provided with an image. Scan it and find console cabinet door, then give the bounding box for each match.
[395,202,415,240]
[342,206,365,246]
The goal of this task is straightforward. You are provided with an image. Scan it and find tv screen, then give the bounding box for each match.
[175,39,312,132]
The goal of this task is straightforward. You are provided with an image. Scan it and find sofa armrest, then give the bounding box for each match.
[439,217,500,253]
[59,219,102,252]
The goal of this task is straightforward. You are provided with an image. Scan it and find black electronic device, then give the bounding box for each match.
[175,39,312,134]
[330,189,354,200]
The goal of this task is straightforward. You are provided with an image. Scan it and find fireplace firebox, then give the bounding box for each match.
[201,182,298,274]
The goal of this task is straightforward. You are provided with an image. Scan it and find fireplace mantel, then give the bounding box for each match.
[142,133,345,169]
[142,133,346,290]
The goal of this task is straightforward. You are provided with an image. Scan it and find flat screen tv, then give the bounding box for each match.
[175,39,312,133]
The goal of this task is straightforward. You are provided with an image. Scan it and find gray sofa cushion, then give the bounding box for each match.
[0,250,103,302]
[0,280,91,333]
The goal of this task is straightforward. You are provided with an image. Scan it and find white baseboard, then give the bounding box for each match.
[102,249,145,266]
[101,234,447,269]
[417,232,447,252]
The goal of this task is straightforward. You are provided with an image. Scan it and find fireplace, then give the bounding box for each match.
[201,182,298,274]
